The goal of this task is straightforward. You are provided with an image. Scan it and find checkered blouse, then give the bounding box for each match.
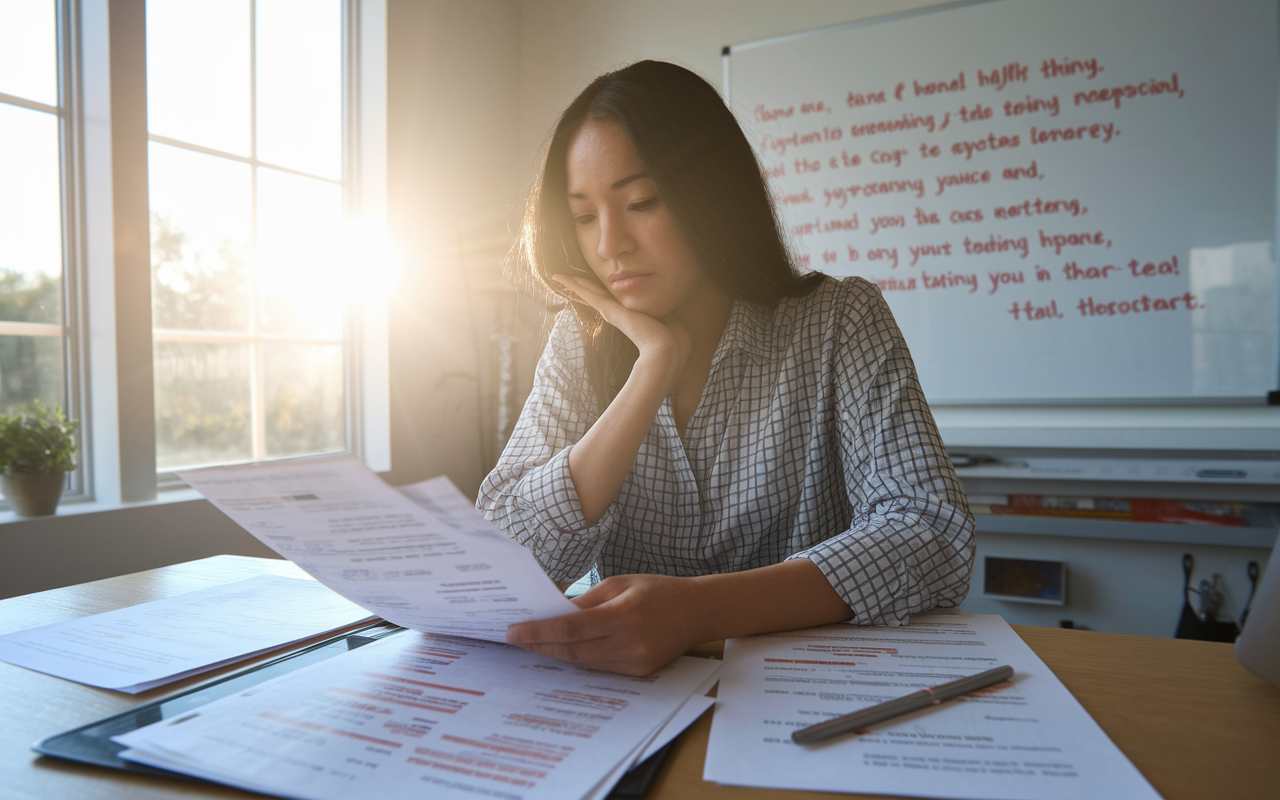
[477,276,974,626]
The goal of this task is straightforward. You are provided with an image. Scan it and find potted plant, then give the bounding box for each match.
[0,400,79,517]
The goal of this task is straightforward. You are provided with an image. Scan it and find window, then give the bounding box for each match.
[0,0,68,420]
[146,0,347,471]
[1,0,388,513]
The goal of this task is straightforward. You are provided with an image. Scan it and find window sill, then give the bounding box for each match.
[0,487,206,526]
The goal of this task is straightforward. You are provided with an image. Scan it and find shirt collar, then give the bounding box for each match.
[715,298,778,365]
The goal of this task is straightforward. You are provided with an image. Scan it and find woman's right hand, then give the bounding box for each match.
[551,273,691,390]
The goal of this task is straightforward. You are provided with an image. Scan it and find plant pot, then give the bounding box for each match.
[1,471,66,517]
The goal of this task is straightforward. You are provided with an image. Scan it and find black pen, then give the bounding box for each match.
[791,664,1015,745]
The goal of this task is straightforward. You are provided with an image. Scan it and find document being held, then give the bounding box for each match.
[704,614,1162,800]
[178,457,579,642]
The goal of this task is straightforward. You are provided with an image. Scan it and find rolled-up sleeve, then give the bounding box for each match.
[476,312,619,581]
[788,285,974,626]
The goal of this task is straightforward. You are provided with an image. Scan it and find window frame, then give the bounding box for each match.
[0,0,388,515]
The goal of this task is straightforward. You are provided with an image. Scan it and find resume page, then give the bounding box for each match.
[704,614,1162,800]
[115,631,720,800]
[0,575,373,692]
[178,458,579,642]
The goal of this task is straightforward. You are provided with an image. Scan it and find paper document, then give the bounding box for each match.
[115,630,721,800]
[0,575,373,693]
[704,614,1162,800]
[178,458,579,642]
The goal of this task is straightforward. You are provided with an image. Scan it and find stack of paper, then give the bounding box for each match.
[115,629,720,800]
[94,456,719,799]
[0,575,374,692]
[704,614,1162,800]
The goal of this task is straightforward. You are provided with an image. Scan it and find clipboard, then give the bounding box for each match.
[33,621,673,798]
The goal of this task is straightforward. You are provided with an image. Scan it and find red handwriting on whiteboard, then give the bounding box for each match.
[772,188,813,206]
[1003,95,1060,117]
[987,270,1026,294]
[1074,74,1185,110]
[850,112,943,138]
[993,197,1084,219]
[827,151,863,170]
[950,209,984,224]
[914,73,966,96]
[847,90,888,108]
[964,234,1029,258]
[823,180,926,207]
[790,213,860,238]
[761,127,843,156]
[1001,160,1043,180]
[870,215,906,235]
[1128,256,1180,277]
[951,133,1021,160]
[1040,57,1103,80]
[1062,262,1121,280]
[873,276,916,291]
[1008,299,1064,320]
[1030,123,1118,145]
[957,103,993,123]
[922,271,978,292]
[1076,293,1201,317]
[871,149,909,167]
[909,242,953,266]
[977,62,1029,91]
[935,169,991,196]
[1039,230,1109,255]
[914,207,941,225]
[755,105,793,122]
[866,247,899,268]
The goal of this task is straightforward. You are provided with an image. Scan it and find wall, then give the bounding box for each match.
[385,0,524,495]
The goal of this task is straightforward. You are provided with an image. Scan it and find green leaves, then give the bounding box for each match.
[0,400,79,476]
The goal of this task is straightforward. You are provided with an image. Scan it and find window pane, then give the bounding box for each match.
[264,343,344,458]
[149,142,251,332]
[256,0,342,179]
[146,0,250,156]
[256,167,344,339]
[0,0,57,106]
[0,335,62,415]
[154,341,252,470]
[0,104,62,324]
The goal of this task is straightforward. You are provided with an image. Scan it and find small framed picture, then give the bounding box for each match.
[982,555,1067,605]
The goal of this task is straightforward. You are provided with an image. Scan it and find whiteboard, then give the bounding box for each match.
[726,0,1279,403]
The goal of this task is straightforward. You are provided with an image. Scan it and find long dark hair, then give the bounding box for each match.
[513,60,822,405]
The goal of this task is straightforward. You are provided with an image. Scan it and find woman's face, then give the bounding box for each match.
[565,119,713,321]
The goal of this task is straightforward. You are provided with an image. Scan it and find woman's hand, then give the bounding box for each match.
[506,574,707,677]
[507,561,854,676]
[552,274,691,385]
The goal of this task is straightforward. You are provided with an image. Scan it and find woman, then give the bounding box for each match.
[478,60,973,676]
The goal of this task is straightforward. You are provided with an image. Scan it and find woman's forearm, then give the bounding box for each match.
[688,559,854,643]
[568,351,681,525]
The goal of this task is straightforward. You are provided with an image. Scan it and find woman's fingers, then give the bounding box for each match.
[505,575,703,676]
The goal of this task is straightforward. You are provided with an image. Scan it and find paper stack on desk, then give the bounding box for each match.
[0,575,375,692]
[105,457,722,799]
[114,629,721,800]
[704,613,1162,800]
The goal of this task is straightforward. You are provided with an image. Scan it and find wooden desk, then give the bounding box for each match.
[2,556,1278,800]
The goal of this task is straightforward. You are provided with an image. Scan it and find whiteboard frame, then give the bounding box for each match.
[721,0,1280,409]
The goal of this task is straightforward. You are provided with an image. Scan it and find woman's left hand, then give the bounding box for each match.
[505,574,706,677]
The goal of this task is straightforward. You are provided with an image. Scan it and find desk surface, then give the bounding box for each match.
[2,555,1277,800]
